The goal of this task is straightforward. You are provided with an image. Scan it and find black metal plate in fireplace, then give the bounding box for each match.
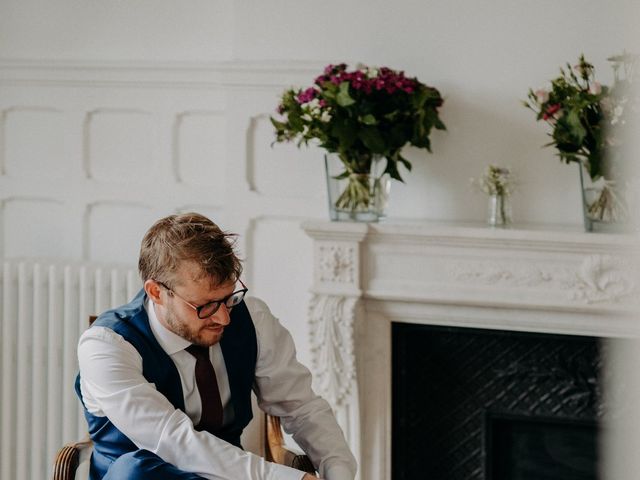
[392,323,602,480]
[486,413,598,480]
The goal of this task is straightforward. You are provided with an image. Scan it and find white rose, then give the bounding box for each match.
[320,111,332,123]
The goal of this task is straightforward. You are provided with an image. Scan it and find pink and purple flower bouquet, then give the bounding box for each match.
[271,63,446,182]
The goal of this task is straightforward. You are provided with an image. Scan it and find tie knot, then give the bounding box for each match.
[186,344,209,361]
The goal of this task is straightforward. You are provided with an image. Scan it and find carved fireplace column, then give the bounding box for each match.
[303,222,368,474]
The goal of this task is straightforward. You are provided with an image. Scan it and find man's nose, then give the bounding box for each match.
[210,304,231,326]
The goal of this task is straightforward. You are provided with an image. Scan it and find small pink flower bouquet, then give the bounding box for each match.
[524,55,608,181]
[524,53,637,183]
[525,53,638,227]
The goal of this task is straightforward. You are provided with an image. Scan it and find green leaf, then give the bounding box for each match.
[385,158,404,182]
[358,127,387,154]
[336,82,356,107]
[333,171,351,180]
[361,114,377,125]
[398,154,412,172]
[564,109,587,143]
[270,117,285,130]
[331,117,357,150]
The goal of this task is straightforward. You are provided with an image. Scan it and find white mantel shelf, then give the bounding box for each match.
[302,219,640,480]
[303,219,640,319]
[304,218,638,251]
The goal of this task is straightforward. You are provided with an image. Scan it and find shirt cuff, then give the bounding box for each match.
[268,463,308,480]
[322,462,355,480]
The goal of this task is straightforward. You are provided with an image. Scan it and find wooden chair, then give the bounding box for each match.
[53,414,315,479]
[52,316,315,479]
[265,415,315,473]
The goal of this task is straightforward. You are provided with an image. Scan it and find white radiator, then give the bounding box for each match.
[0,260,140,480]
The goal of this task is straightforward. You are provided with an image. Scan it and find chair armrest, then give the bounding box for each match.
[265,415,315,474]
[52,438,93,480]
[285,448,316,474]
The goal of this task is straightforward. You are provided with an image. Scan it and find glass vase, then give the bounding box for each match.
[487,193,512,227]
[579,164,630,232]
[324,154,390,222]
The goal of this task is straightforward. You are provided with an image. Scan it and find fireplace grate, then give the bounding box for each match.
[392,324,603,480]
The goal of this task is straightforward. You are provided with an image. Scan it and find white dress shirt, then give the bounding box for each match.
[78,295,356,480]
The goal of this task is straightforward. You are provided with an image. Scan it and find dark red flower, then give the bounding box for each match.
[542,103,561,120]
[297,87,318,104]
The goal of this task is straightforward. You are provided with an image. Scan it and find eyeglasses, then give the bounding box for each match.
[156,279,248,319]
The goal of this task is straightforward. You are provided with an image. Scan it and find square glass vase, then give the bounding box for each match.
[324,154,390,222]
[579,164,631,233]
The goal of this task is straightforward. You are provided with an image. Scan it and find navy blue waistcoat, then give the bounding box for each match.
[75,289,257,479]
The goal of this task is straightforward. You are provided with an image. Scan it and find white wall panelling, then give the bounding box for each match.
[247,113,326,199]
[246,216,316,369]
[83,202,161,264]
[173,111,227,186]
[3,197,80,259]
[3,107,68,178]
[83,109,155,182]
[0,60,328,480]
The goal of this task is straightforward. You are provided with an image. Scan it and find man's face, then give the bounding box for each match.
[158,262,236,347]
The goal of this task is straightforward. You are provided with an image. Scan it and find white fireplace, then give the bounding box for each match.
[302,220,640,480]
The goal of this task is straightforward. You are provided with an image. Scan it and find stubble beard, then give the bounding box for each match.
[164,305,223,347]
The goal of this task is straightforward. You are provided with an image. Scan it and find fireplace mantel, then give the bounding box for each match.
[302,220,639,480]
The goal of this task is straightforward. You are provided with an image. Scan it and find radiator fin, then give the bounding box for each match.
[0,260,139,480]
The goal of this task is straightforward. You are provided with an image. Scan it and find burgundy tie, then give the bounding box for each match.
[186,344,223,433]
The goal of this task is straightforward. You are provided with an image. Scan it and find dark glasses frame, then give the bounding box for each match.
[156,279,248,319]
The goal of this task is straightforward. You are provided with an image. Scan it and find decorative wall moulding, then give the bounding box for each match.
[2,106,66,179]
[82,109,154,181]
[0,59,323,89]
[172,111,226,185]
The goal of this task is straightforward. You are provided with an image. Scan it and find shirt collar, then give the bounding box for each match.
[146,296,191,355]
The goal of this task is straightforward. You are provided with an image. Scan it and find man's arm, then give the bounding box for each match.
[248,297,357,480]
[78,325,305,480]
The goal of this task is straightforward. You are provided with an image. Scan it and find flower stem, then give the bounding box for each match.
[335,175,372,212]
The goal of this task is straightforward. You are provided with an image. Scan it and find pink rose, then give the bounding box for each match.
[535,89,549,104]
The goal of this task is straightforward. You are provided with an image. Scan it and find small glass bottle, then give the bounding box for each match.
[488,193,512,226]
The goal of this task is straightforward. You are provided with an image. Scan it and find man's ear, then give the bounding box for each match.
[144,279,163,305]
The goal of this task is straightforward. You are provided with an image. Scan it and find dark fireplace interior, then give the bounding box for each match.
[392,323,603,480]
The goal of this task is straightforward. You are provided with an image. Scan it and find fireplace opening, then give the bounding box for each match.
[392,323,603,480]
[487,413,599,480]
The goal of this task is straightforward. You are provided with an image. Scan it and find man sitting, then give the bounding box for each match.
[76,212,356,479]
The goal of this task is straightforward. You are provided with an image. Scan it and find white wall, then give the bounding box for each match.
[0,0,638,477]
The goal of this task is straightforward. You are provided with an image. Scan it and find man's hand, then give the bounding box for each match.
[302,474,321,480]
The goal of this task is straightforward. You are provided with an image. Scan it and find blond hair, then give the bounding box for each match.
[138,212,242,288]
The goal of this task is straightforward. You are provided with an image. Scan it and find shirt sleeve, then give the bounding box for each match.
[247,297,357,480]
[77,325,304,480]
